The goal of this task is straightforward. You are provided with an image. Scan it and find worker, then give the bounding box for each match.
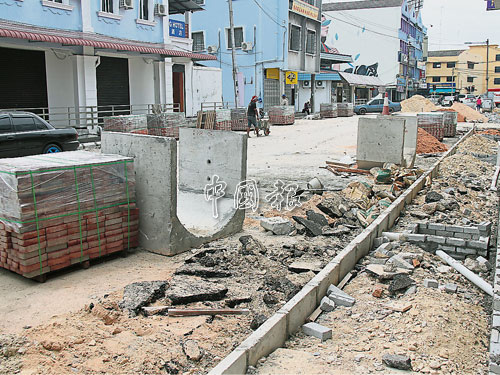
[476,97,482,112]
[281,94,289,106]
[302,101,311,115]
[247,96,260,137]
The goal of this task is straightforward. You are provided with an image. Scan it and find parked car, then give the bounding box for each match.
[440,95,455,107]
[428,95,441,105]
[0,112,79,158]
[354,98,402,115]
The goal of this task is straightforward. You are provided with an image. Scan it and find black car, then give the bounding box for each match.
[0,112,79,158]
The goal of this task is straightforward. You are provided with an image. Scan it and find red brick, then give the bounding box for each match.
[20,261,49,274]
[45,224,68,235]
[106,235,123,243]
[105,218,122,227]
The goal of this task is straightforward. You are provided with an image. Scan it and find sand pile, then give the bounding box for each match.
[401,95,437,112]
[451,102,488,123]
[416,128,448,154]
[457,134,497,155]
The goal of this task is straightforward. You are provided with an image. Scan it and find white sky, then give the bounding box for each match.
[421,0,500,51]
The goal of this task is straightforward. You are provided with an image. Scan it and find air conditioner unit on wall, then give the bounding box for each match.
[155,4,167,16]
[302,80,311,88]
[120,0,133,9]
[207,45,218,54]
[316,80,325,88]
[241,42,253,51]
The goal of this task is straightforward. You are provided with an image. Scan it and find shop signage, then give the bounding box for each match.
[169,20,186,38]
[266,68,280,80]
[291,0,320,20]
[286,71,298,85]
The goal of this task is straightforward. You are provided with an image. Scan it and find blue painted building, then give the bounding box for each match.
[0,0,219,126]
[183,0,323,110]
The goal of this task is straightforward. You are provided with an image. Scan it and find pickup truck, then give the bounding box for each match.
[354,98,401,115]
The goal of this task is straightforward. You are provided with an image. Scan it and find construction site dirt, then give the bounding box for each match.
[1,117,499,375]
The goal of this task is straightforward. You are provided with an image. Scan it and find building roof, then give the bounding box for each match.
[427,50,465,57]
[322,0,404,11]
[338,71,385,87]
[0,21,216,61]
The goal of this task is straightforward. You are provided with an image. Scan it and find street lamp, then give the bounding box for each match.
[465,39,490,93]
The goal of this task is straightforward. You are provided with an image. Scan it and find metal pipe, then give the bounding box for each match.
[436,250,493,296]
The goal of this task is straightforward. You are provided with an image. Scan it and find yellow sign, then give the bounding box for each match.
[285,71,298,85]
[266,68,280,80]
[291,0,319,20]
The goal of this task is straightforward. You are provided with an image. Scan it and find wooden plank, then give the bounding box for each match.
[167,308,250,317]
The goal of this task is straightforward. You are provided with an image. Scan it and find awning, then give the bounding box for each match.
[298,72,341,81]
[168,0,204,14]
[320,52,353,63]
[0,27,216,61]
[338,71,385,87]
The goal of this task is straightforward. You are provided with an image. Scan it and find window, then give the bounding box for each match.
[496,54,500,62]
[101,0,113,13]
[467,62,475,69]
[495,78,500,85]
[432,76,440,82]
[433,62,441,68]
[495,66,500,73]
[446,76,454,82]
[289,24,301,52]
[48,0,63,3]
[447,62,456,68]
[192,31,205,52]
[34,118,49,130]
[226,27,243,49]
[306,29,316,55]
[139,0,149,20]
[0,116,12,134]
[371,99,383,105]
[12,117,36,132]
[193,0,205,4]
[467,76,474,83]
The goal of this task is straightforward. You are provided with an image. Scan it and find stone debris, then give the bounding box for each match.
[182,340,203,361]
[327,284,355,307]
[444,283,458,294]
[260,217,295,236]
[239,235,267,255]
[388,274,414,295]
[423,279,439,288]
[382,353,412,371]
[302,322,332,341]
[319,296,336,312]
[292,216,323,237]
[288,261,323,274]
[306,210,329,227]
[119,281,168,317]
[250,314,268,330]
[174,264,232,278]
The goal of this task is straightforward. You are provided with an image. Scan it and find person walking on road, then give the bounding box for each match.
[247,96,260,137]
[281,94,289,106]
[476,97,482,112]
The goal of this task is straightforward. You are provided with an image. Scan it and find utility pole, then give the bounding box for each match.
[405,43,411,99]
[228,0,239,107]
[486,38,490,93]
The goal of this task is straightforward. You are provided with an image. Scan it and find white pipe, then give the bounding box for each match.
[436,250,493,296]
[381,232,407,241]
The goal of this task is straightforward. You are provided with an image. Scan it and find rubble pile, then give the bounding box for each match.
[451,102,488,123]
[401,95,438,113]
[456,134,498,156]
[484,111,500,123]
[416,128,448,154]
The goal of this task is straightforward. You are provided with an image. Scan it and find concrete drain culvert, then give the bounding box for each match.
[102,128,247,256]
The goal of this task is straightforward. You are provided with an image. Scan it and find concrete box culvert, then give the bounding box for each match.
[209,128,476,374]
[101,128,247,256]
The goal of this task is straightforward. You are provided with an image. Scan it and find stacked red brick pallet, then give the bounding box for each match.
[215,109,232,131]
[0,151,138,280]
[435,110,458,137]
[231,108,247,131]
[337,103,354,117]
[268,106,295,125]
[417,112,445,141]
[320,103,338,118]
[103,114,185,140]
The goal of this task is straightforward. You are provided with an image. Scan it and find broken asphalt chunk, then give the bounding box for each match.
[174,264,232,278]
[382,354,412,370]
[292,216,323,237]
[167,277,228,305]
[288,261,323,273]
[239,235,267,255]
[388,274,414,295]
[260,217,295,235]
[119,281,168,317]
[306,210,329,227]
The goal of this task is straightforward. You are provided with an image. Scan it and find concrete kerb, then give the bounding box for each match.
[208,128,476,375]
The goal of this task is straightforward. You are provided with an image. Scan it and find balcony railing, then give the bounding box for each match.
[0,103,181,129]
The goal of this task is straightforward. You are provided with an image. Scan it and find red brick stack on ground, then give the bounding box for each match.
[0,151,138,279]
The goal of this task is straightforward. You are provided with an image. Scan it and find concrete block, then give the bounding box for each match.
[463,226,480,235]
[428,223,446,231]
[327,284,355,307]
[436,230,450,237]
[356,117,406,169]
[420,228,436,235]
[478,221,492,234]
[418,222,428,230]
[455,233,472,239]
[427,235,446,244]
[468,239,488,250]
[492,329,500,344]
[491,341,500,356]
[310,261,340,302]
[424,279,439,288]
[448,253,466,260]
[438,245,456,253]
[472,235,480,240]
[302,322,332,341]
[320,296,336,312]
[388,255,414,270]
[446,225,464,233]
[490,362,500,374]
[373,236,390,248]
[456,247,478,255]
[477,256,491,270]
[208,348,247,375]
[493,314,500,329]
[408,234,426,242]
[407,223,418,234]
[446,237,466,247]
[444,283,458,293]
[260,217,295,235]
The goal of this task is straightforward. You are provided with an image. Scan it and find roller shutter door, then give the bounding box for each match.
[96,56,130,118]
[0,47,48,111]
